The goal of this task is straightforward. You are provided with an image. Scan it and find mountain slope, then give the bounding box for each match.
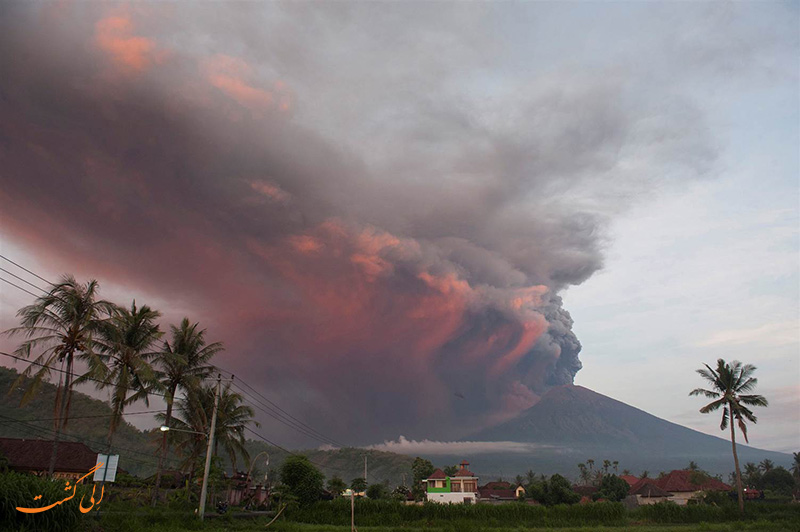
[0,366,414,484]
[464,385,791,477]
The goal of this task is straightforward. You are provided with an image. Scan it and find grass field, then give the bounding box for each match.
[79,504,800,532]
[80,517,800,532]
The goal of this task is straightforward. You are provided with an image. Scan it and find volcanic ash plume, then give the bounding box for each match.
[0,2,715,442]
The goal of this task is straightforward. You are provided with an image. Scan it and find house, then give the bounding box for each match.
[424,460,479,504]
[630,480,671,505]
[620,474,640,487]
[630,470,731,506]
[0,437,99,481]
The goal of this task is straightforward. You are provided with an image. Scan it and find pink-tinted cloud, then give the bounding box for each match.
[202,55,292,112]
[94,13,160,73]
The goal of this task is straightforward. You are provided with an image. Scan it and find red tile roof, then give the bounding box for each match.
[453,466,475,477]
[620,475,640,486]
[0,437,98,474]
[478,488,516,500]
[481,481,511,490]
[631,481,671,498]
[631,470,731,493]
[426,468,447,480]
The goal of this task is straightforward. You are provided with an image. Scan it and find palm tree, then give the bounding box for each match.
[690,358,768,514]
[4,275,116,476]
[791,452,800,480]
[743,462,760,487]
[160,381,255,471]
[78,301,162,452]
[151,319,221,504]
[758,459,774,473]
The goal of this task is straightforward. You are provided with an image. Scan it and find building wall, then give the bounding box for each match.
[635,495,669,505]
[426,491,478,504]
[427,477,451,493]
[668,492,698,506]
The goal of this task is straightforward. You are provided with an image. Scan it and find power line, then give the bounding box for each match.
[0,276,40,298]
[0,266,47,293]
[0,351,171,400]
[242,425,349,475]
[227,372,347,447]
[229,379,343,448]
[0,407,189,425]
[0,255,353,455]
[0,254,52,285]
[0,412,184,469]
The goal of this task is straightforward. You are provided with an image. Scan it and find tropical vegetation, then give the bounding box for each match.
[690,358,769,514]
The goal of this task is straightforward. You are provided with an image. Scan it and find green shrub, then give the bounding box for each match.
[285,498,626,527]
[0,471,89,531]
[631,499,800,524]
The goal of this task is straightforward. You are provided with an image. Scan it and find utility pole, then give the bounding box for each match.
[350,490,356,532]
[199,374,221,520]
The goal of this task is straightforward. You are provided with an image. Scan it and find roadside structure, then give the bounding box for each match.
[424,460,479,504]
[0,437,98,481]
[629,470,731,506]
[630,480,671,505]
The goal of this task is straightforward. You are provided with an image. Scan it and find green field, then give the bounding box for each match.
[75,501,800,532]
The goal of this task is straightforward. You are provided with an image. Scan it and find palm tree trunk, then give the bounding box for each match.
[729,403,744,514]
[152,386,176,506]
[101,401,122,487]
[48,354,73,477]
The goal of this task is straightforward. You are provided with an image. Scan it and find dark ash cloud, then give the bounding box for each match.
[0,2,719,444]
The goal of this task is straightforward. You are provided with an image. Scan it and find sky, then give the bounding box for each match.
[0,2,797,453]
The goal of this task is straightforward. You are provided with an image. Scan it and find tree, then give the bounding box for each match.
[411,457,434,500]
[350,477,367,493]
[791,452,800,480]
[595,474,630,502]
[78,301,162,452]
[162,381,255,471]
[640,470,650,479]
[743,462,762,488]
[687,461,699,471]
[759,459,774,473]
[392,484,411,501]
[366,483,389,499]
[760,467,795,496]
[151,318,222,505]
[443,465,457,476]
[4,275,116,476]
[326,476,347,497]
[577,463,590,485]
[541,474,580,506]
[690,358,768,514]
[280,455,324,506]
